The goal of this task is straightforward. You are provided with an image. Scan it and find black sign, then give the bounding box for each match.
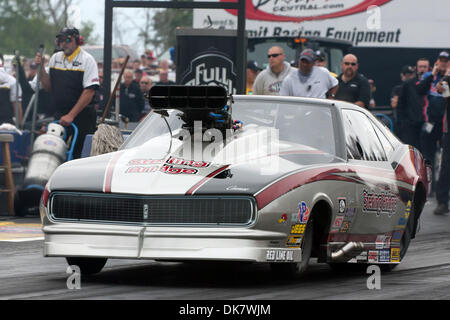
[176,29,247,95]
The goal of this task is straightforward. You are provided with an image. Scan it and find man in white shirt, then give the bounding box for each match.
[0,54,22,124]
[280,49,338,99]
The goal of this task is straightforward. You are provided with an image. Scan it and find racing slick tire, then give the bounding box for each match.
[270,218,314,278]
[66,257,108,275]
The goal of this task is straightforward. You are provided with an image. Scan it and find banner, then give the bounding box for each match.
[194,0,450,48]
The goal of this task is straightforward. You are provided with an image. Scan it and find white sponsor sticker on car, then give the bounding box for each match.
[266,249,294,262]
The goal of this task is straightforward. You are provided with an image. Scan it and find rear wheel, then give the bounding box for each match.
[66,257,107,275]
[270,219,314,278]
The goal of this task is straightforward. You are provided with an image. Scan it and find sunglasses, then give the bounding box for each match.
[57,36,73,44]
[140,82,149,85]
[344,62,357,66]
[268,53,282,58]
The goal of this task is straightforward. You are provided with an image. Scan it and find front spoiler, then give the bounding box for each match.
[43,223,302,263]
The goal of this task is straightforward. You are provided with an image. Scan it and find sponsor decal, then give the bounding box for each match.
[278,213,288,224]
[266,249,294,262]
[125,157,212,175]
[338,197,347,215]
[333,216,344,228]
[181,52,237,94]
[339,221,350,233]
[368,250,378,263]
[286,223,306,247]
[379,250,390,263]
[362,190,398,217]
[375,235,392,250]
[222,0,393,23]
[392,231,403,242]
[344,207,356,220]
[43,140,57,147]
[404,200,412,219]
[298,201,310,223]
[390,248,400,263]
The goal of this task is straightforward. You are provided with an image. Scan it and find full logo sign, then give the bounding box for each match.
[181,53,237,95]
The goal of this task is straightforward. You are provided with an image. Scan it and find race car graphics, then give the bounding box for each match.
[125,157,212,175]
[362,190,398,217]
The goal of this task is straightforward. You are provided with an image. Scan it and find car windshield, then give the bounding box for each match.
[121,97,336,156]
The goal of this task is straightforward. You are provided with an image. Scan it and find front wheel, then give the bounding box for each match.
[270,219,314,278]
[66,257,107,275]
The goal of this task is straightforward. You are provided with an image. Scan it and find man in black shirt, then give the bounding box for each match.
[435,74,450,215]
[119,70,145,122]
[335,54,371,108]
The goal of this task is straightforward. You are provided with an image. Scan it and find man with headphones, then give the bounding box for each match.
[34,27,99,159]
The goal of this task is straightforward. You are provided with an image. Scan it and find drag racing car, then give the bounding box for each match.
[40,85,430,276]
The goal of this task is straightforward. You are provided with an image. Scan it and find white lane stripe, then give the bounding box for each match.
[1,237,44,242]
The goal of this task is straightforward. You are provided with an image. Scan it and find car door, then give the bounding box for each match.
[341,109,402,251]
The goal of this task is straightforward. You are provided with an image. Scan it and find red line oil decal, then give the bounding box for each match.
[221,0,392,22]
[125,157,212,175]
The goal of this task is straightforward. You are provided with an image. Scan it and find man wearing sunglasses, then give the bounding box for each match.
[253,46,296,95]
[334,54,371,108]
[34,27,99,159]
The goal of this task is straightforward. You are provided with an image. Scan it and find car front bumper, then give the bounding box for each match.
[43,223,302,263]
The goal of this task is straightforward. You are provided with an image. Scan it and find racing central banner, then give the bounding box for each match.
[193,0,450,48]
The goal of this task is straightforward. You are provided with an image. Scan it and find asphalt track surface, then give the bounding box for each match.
[1,197,450,301]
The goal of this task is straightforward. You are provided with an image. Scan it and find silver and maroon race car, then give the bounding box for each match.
[40,86,431,276]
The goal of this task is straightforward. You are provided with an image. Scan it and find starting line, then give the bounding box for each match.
[0,222,44,242]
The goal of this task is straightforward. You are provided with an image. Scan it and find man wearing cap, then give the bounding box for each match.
[396,65,435,150]
[253,46,296,96]
[315,50,337,77]
[246,60,261,95]
[280,48,338,99]
[334,54,371,108]
[35,27,99,159]
[420,51,449,195]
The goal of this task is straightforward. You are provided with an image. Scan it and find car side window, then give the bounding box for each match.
[371,121,394,156]
[342,110,387,161]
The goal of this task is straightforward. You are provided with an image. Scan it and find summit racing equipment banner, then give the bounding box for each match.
[193,0,450,48]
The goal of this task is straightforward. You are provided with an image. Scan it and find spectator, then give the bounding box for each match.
[119,70,145,122]
[27,62,38,81]
[0,53,22,124]
[132,59,141,71]
[396,65,434,151]
[421,51,449,194]
[280,48,338,99]
[246,60,261,95]
[134,68,145,85]
[155,69,175,86]
[315,50,337,77]
[139,75,152,118]
[391,66,414,133]
[334,54,371,108]
[253,46,296,95]
[416,58,430,79]
[434,72,450,215]
[34,27,98,159]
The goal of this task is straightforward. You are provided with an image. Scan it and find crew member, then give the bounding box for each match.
[335,54,371,108]
[35,27,99,159]
[0,53,22,124]
[280,49,338,99]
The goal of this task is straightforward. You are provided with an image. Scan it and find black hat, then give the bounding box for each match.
[438,51,449,60]
[57,27,80,39]
[247,60,262,71]
[315,50,326,61]
[299,49,316,62]
[401,65,415,75]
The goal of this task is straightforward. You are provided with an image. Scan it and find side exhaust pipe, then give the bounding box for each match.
[331,242,365,261]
